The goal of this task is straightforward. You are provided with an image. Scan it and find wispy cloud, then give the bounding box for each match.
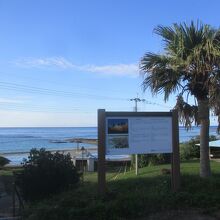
[14,57,76,69]
[14,57,139,77]
[0,98,25,104]
[79,63,138,77]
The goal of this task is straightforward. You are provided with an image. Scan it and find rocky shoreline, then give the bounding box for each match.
[64,138,98,145]
[49,138,97,145]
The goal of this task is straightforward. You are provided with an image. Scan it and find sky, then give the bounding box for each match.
[0,0,219,127]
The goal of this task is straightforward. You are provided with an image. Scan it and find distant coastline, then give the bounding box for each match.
[0,126,219,165]
[64,138,97,145]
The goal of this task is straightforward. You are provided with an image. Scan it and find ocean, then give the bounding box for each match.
[0,126,219,165]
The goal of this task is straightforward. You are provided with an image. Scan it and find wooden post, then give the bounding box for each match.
[171,109,180,192]
[98,109,106,195]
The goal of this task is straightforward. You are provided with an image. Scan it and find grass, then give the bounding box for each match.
[0,167,23,176]
[23,160,220,220]
[0,169,13,176]
[0,167,23,195]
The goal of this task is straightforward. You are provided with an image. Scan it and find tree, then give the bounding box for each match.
[140,21,220,177]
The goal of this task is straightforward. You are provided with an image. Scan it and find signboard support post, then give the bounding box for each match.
[98,109,106,196]
[171,109,180,192]
[135,155,138,175]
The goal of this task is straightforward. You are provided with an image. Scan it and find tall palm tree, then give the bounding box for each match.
[140,21,220,178]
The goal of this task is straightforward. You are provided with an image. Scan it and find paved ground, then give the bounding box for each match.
[0,176,16,218]
[145,210,220,220]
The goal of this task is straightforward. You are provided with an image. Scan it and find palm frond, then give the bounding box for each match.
[140,53,182,101]
[175,95,199,129]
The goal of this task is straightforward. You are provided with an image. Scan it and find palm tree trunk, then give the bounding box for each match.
[198,98,211,177]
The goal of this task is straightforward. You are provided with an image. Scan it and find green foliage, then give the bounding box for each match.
[24,161,220,220]
[138,154,171,167]
[0,156,10,167]
[140,21,220,129]
[15,148,80,201]
[180,135,217,161]
[131,154,171,168]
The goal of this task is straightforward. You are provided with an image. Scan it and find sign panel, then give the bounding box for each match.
[106,116,172,155]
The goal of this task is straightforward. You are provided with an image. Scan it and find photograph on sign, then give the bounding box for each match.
[108,135,129,149]
[106,117,172,155]
[108,119,128,134]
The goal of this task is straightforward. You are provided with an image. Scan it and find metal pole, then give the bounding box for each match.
[81,146,85,182]
[134,99,138,175]
[82,150,84,182]
[135,99,138,112]
[135,154,138,175]
[130,97,145,176]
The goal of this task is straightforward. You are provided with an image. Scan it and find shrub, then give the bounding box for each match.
[180,135,217,161]
[131,154,171,168]
[139,154,171,167]
[0,156,10,167]
[15,148,80,201]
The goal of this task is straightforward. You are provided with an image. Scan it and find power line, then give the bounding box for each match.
[0,81,127,101]
[144,100,172,109]
[130,95,172,111]
[0,72,125,94]
[130,97,146,112]
[0,102,79,111]
[0,81,173,110]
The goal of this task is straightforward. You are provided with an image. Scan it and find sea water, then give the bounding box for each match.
[0,126,218,165]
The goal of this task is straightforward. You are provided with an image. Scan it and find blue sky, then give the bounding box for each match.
[0,0,219,126]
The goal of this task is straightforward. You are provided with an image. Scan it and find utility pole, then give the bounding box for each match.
[130,96,145,175]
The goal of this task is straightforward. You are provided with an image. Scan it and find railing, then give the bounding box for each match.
[12,183,24,219]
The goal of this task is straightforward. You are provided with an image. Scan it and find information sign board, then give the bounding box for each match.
[97,110,180,194]
[106,116,172,155]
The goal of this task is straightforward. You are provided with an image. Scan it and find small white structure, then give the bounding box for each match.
[196,140,220,158]
[87,158,95,172]
[72,150,96,172]
[72,150,131,172]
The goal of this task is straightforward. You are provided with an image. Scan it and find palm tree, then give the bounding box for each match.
[140,21,220,178]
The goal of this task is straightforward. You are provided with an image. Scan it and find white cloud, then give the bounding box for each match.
[14,57,139,77]
[14,57,76,69]
[0,98,25,104]
[80,63,138,77]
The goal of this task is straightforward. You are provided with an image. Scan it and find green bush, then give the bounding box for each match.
[131,154,171,168]
[180,135,217,161]
[0,156,10,167]
[15,148,80,201]
[139,154,171,167]
[24,161,220,220]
